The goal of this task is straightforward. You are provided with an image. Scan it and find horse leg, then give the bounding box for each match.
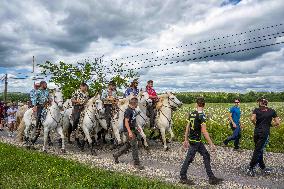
[112,126,122,145]
[24,123,30,148]
[48,131,53,146]
[67,123,72,144]
[56,126,65,153]
[82,126,96,155]
[138,125,149,149]
[42,127,49,152]
[160,127,168,151]
[168,126,175,143]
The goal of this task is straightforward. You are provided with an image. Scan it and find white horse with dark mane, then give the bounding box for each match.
[23,88,65,152]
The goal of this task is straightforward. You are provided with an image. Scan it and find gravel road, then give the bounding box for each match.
[0,129,283,189]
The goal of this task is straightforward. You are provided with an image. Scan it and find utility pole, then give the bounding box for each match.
[3,73,8,103]
[32,55,35,73]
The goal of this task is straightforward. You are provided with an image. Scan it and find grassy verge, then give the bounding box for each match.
[0,142,185,189]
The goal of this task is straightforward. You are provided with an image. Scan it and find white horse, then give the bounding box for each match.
[155,92,183,150]
[111,92,150,148]
[80,94,105,155]
[23,88,65,152]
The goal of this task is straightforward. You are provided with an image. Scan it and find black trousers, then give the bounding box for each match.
[249,132,269,169]
[147,103,156,128]
[104,104,112,129]
[180,142,215,179]
[35,105,44,129]
[72,105,83,131]
[113,132,140,165]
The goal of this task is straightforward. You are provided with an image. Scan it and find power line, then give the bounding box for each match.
[101,23,283,64]
[125,41,284,71]
[116,31,284,68]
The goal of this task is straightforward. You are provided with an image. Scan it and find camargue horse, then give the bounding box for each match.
[80,94,105,155]
[112,93,150,148]
[15,104,29,142]
[155,92,183,150]
[23,88,65,152]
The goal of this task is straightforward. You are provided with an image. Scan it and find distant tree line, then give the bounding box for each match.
[0,93,29,103]
[175,91,284,104]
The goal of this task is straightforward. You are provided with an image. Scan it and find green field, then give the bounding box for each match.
[172,102,284,153]
[0,143,185,189]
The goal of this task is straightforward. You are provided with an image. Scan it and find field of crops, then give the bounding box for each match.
[172,102,284,153]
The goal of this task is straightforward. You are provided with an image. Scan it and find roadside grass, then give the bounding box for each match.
[0,142,186,189]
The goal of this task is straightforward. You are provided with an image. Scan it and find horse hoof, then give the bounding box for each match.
[164,147,169,151]
[26,145,31,150]
[144,146,150,151]
[91,150,97,156]
[61,149,66,154]
[48,142,53,146]
[30,146,36,150]
[43,150,47,153]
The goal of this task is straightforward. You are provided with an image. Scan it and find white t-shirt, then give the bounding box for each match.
[7,107,17,123]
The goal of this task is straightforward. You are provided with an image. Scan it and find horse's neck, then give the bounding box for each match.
[139,102,147,114]
[160,100,172,115]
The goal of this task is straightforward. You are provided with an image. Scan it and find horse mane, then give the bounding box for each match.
[118,98,129,106]
[156,94,169,110]
[86,96,97,107]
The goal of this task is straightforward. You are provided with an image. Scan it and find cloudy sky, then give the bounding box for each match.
[0,0,284,93]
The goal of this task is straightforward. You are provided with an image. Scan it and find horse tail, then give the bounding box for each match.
[16,119,26,142]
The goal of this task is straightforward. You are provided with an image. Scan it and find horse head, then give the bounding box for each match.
[51,88,64,108]
[138,91,152,106]
[92,94,105,115]
[166,92,183,110]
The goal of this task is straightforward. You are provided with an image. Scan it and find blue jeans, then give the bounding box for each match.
[225,123,241,148]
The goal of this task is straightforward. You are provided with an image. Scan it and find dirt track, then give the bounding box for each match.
[0,129,283,189]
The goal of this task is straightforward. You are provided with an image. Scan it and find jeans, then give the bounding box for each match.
[72,105,83,131]
[113,132,140,164]
[250,132,269,169]
[35,105,44,129]
[180,142,215,179]
[225,123,241,148]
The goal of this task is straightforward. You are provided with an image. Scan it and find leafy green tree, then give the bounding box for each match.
[39,59,138,99]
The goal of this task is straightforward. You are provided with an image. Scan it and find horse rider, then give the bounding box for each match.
[29,82,40,108]
[71,82,89,131]
[146,80,159,128]
[31,81,50,143]
[101,81,118,130]
[124,79,139,98]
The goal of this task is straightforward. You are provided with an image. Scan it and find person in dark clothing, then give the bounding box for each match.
[102,81,118,130]
[71,83,89,131]
[247,97,280,177]
[223,98,242,150]
[113,97,144,170]
[146,80,158,128]
[180,97,223,186]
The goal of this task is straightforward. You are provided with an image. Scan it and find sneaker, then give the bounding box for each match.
[246,168,256,177]
[113,154,119,164]
[179,178,195,185]
[209,177,223,185]
[134,163,145,170]
[223,140,228,146]
[261,168,272,175]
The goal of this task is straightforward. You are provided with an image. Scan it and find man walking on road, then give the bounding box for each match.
[180,97,223,185]
[247,97,280,177]
[223,98,242,151]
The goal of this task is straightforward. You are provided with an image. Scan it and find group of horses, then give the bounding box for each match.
[15,89,183,155]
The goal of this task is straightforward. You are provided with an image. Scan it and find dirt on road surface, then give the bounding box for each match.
[0,130,283,189]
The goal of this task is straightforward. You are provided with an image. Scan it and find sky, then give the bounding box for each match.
[0,0,284,93]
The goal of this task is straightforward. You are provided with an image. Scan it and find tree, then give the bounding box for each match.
[39,58,138,99]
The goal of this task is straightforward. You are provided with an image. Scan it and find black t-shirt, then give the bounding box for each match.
[188,110,206,142]
[253,107,277,134]
[123,107,137,132]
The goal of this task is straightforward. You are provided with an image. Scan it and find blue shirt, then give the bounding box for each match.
[30,89,37,106]
[33,89,49,106]
[124,87,139,97]
[229,106,241,125]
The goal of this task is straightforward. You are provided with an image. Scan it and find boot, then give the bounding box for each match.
[179,178,195,185]
[209,177,223,185]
